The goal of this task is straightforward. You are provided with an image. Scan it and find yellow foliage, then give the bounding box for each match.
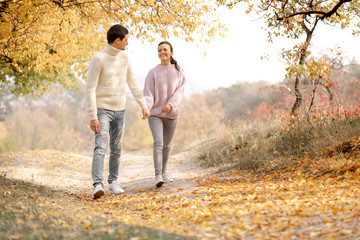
[0,0,225,95]
[24,151,360,239]
[216,0,360,101]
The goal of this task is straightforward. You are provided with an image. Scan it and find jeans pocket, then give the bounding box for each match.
[97,108,105,115]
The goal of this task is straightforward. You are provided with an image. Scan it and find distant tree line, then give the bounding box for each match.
[0,61,359,154]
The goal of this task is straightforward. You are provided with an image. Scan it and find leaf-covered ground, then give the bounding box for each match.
[1,139,360,239]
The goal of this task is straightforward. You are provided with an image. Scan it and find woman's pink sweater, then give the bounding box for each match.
[143,64,186,119]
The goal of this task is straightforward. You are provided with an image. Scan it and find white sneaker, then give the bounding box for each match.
[155,175,164,187]
[109,181,124,194]
[162,173,174,183]
[93,184,104,199]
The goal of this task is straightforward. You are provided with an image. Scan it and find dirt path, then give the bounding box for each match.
[2,149,360,239]
[0,150,215,196]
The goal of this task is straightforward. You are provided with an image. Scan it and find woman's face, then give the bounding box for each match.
[158,43,173,62]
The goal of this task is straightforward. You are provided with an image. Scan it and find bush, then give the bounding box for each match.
[196,110,360,172]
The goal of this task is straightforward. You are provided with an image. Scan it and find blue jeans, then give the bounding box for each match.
[92,108,125,187]
[148,116,178,176]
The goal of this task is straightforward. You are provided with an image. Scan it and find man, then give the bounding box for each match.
[86,24,150,199]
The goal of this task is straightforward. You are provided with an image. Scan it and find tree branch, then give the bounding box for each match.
[320,0,352,20]
[276,0,353,20]
[277,10,326,20]
[282,0,288,12]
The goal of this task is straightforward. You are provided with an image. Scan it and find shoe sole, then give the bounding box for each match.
[93,190,104,199]
[156,180,164,187]
[110,189,124,194]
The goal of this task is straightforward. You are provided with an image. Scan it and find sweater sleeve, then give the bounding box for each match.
[143,70,155,110]
[167,70,186,108]
[85,55,101,120]
[126,61,147,109]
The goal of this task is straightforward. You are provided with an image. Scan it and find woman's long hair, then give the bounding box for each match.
[158,41,180,71]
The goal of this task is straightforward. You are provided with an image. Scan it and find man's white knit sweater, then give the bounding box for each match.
[86,44,147,120]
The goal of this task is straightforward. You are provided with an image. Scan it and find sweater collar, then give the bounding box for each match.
[157,64,175,69]
[104,44,121,56]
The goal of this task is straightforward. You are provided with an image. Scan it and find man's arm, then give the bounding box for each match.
[142,108,151,120]
[86,55,101,130]
[126,60,150,119]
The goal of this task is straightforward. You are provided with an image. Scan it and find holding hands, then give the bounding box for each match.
[142,108,151,120]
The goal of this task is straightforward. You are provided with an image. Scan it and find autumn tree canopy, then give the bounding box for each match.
[0,0,224,95]
[217,0,360,116]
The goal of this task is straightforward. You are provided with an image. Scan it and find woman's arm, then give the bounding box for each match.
[167,70,186,109]
[143,70,155,110]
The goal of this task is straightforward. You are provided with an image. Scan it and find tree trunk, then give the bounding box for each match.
[291,76,303,116]
[306,78,321,122]
[290,20,316,117]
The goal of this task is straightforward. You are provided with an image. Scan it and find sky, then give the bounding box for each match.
[126,5,360,95]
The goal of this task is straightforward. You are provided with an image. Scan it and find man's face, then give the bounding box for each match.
[113,34,128,50]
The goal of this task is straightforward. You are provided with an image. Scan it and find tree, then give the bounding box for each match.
[0,0,225,95]
[217,0,360,117]
[216,81,283,121]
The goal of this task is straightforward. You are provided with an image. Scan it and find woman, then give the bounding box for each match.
[143,41,186,187]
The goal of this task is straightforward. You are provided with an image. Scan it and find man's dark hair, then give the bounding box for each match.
[107,24,129,43]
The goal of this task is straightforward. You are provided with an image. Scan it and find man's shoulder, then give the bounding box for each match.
[91,49,130,65]
[94,49,108,58]
[117,51,130,61]
[91,48,117,63]
[90,50,105,62]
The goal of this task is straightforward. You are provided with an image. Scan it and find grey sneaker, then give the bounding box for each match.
[93,184,104,199]
[109,181,124,194]
[162,173,174,183]
[155,175,164,187]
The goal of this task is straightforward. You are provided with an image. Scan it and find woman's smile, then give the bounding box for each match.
[158,44,173,65]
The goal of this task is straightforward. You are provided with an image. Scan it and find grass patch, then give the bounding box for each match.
[0,176,191,240]
[196,114,360,173]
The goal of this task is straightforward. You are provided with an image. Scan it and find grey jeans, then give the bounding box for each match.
[148,116,178,176]
[92,108,125,187]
